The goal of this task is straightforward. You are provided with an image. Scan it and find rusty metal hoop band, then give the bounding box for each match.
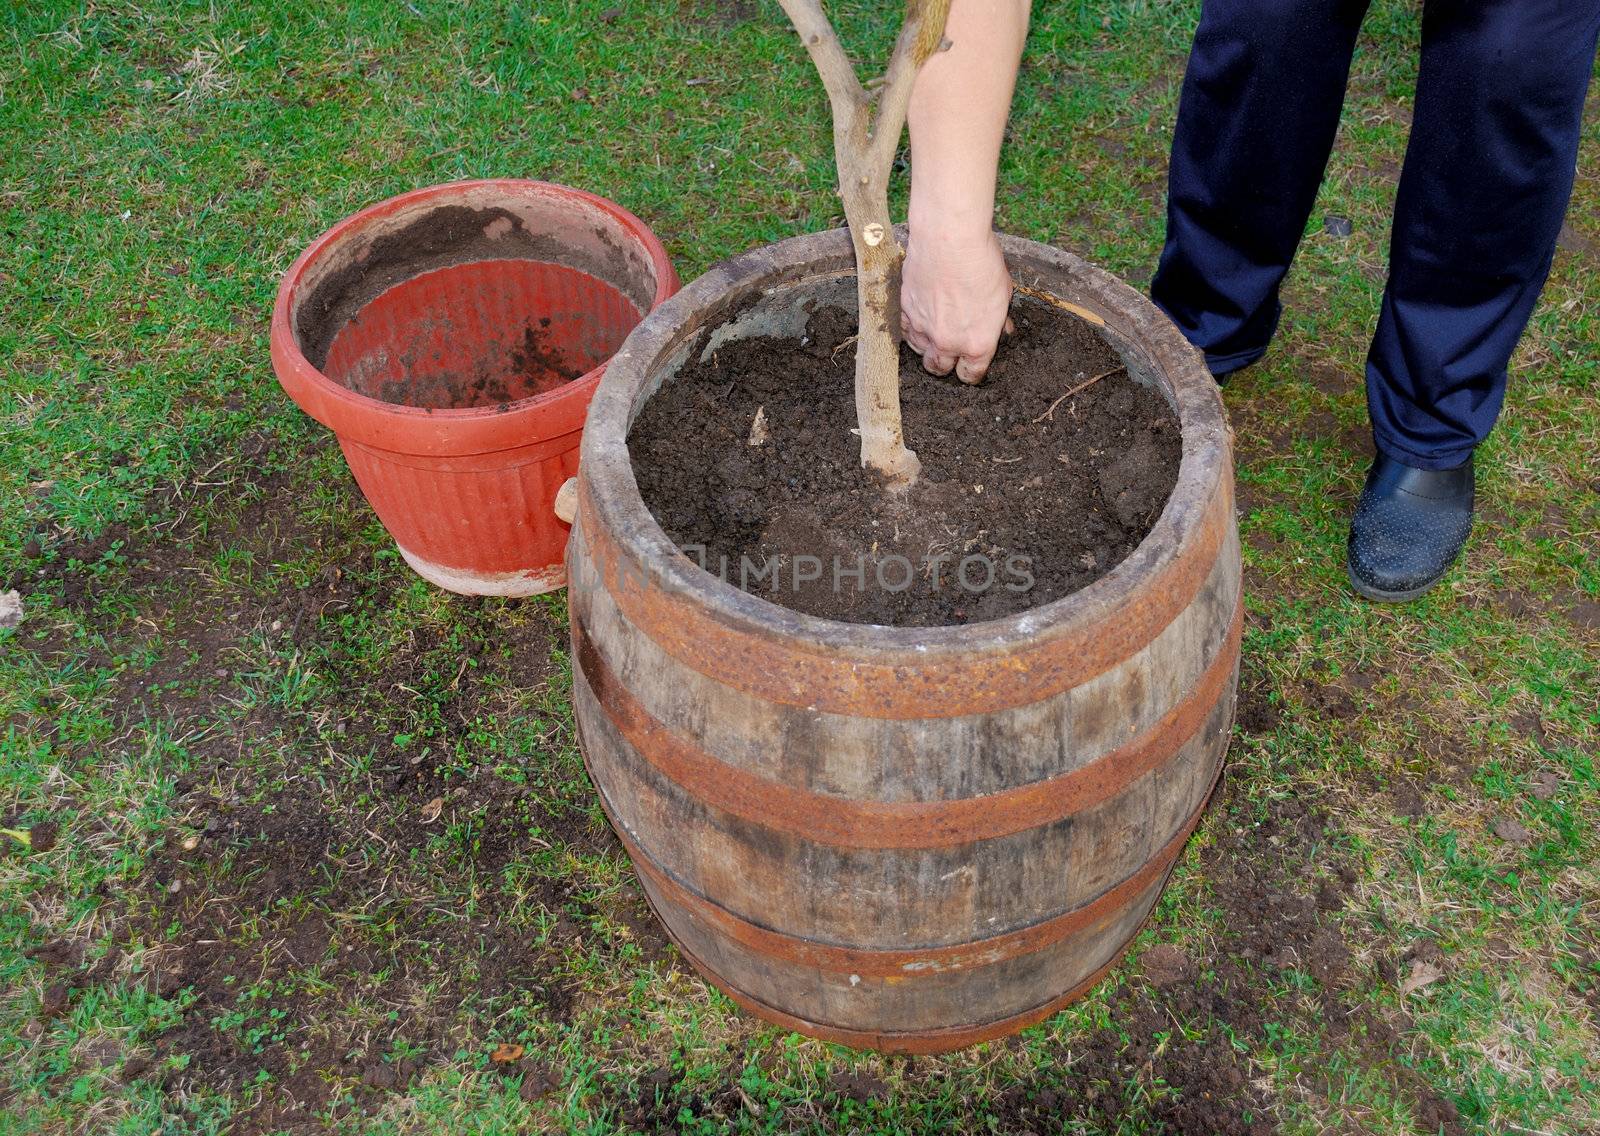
[571,599,1239,849]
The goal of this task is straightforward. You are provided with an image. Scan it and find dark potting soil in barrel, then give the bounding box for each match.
[629,298,1181,627]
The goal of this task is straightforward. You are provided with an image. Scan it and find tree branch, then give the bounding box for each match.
[777,0,868,125]
[868,0,951,172]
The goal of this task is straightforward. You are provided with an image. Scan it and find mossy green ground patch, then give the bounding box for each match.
[2,2,1596,1133]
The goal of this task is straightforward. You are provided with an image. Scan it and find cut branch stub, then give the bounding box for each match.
[778,0,952,488]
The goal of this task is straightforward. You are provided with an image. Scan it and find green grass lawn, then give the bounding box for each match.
[2,1,1597,1133]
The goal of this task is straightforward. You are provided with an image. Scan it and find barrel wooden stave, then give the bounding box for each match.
[569,516,1239,805]
[572,645,1233,946]
[636,865,1166,1039]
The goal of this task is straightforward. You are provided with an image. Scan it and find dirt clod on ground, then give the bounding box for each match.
[1491,816,1533,844]
[1139,943,1195,989]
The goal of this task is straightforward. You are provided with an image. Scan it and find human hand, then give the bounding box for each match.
[901,228,1013,385]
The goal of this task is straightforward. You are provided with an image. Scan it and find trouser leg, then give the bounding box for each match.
[1366,0,1600,469]
[1152,0,1372,374]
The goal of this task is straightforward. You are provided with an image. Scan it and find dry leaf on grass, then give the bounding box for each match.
[737,1085,765,1115]
[1400,959,1444,996]
[0,590,23,630]
[490,1043,525,1064]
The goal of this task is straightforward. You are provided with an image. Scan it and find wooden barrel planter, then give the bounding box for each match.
[566,229,1240,1052]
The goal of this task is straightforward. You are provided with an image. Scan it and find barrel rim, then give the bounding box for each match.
[579,227,1230,665]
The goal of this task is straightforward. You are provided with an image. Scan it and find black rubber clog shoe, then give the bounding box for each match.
[1346,453,1474,603]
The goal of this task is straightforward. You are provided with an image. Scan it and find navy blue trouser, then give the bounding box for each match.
[1151,0,1600,469]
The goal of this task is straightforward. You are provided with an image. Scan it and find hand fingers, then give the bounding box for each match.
[958,316,1012,384]
[902,309,1006,383]
[903,316,956,377]
[955,354,991,386]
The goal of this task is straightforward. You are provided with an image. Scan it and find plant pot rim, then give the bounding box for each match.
[579,227,1232,660]
[270,178,678,458]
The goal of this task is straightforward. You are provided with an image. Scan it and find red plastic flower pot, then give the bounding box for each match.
[270,179,679,596]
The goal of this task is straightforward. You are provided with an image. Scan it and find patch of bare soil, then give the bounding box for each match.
[1194,784,1468,1136]
[18,432,373,642]
[112,780,597,1133]
[1228,373,1373,471]
[696,0,756,27]
[1236,631,1284,737]
[10,431,636,1134]
[1556,220,1600,262]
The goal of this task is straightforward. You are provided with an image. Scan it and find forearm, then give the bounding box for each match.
[907,0,1030,244]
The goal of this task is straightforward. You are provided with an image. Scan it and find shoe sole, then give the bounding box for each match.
[1345,558,1447,603]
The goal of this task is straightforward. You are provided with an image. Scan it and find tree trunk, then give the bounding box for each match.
[837,124,919,485]
[779,0,950,489]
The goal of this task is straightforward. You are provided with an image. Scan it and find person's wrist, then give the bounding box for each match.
[908,195,995,248]
[907,213,996,260]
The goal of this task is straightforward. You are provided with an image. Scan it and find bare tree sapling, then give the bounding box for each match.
[777,0,953,489]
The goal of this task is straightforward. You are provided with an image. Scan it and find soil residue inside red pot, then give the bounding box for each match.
[629,298,1181,627]
[296,205,639,412]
